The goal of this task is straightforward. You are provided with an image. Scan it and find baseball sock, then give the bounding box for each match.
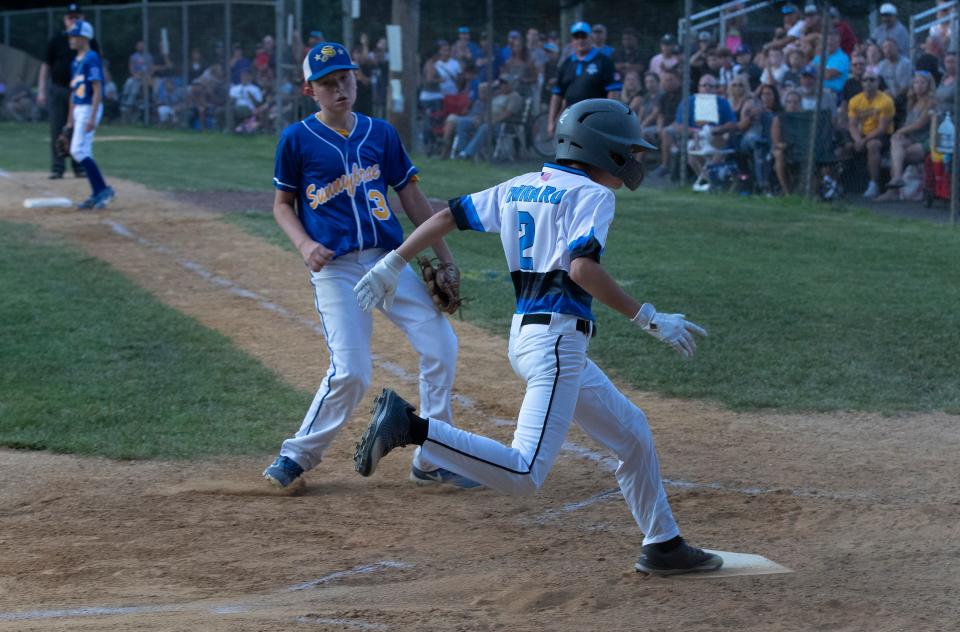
[408,413,428,446]
[81,158,106,195]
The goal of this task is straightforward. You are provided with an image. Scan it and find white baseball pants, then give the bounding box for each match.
[69,103,102,162]
[421,313,680,545]
[279,248,457,472]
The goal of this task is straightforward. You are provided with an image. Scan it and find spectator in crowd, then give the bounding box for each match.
[229,69,263,126]
[155,76,185,126]
[653,68,683,177]
[619,70,642,110]
[761,47,789,87]
[811,32,850,95]
[457,77,524,159]
[742,82,780,194]
[714,47,736,88]
[649,34,680,79]
[915,36,944,85]
[526,28,547,75]
[352,36,377,115]
[419,39,462,113]
[798,65,836,112]
[936,52,957,112]
[452,26,484,65]
[188,48,205,82]
[229,44,251,85]
[678,73,738,179]
[839,53,887,129]
[689,31,715,88]
[879,71,937,199]
[152,51,174,80]
[259,35,275,69]
[635,71,661,146]
[612,27,644,77]
[101,60,119,122]
[498,33,537,97]
[591,24,614,58]
[871,4,910,59]
[771,89,803,193]
[767,3,805,50]
[188,62,225,131]
[734,45,762,89]
[844,69,894,198]
[38,2,99,179]
[864,40,883,76]
[930,0,954,52]
[878,38,912,102]
[831,6,858,55]
[547,21,621,136]
[441,81,489,158]
[122,40,153,122]
[541,42,560,104]
[495,30,523,77]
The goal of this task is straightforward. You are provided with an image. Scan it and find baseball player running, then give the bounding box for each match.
[353,99,722,576]
[66,20,114,210]
[262,42,478,490]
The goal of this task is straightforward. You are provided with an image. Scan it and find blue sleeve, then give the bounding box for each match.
[87,53,103,83]
[719,98,736,125]
[381,122,418,191]
[273,127,301,192]
[675,97,688,125]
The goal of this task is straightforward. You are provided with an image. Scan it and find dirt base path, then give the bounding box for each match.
[1,173,958,631]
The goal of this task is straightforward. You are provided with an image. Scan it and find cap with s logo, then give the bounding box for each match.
[302,42,358,82]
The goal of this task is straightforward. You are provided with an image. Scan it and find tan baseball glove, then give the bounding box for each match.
[416,256,462,315]
[55,126,72,160]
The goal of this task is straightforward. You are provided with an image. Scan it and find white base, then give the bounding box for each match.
[673,550,792,580]
[24,197,74,208]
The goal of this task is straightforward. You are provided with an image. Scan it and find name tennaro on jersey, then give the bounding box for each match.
[507,185,567,204]
[306,163,381,209]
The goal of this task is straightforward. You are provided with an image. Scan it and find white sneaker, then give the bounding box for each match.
[862,181,879,199]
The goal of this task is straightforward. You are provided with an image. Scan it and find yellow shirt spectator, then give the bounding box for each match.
[848,91,895,136]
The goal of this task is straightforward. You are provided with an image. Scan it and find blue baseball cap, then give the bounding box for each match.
[302,42,358,82]
[782,3,798,14]
[570,21,591,35]
[68,20,94,39]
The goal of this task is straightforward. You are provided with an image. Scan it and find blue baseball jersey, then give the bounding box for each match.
[449,163,616,321]
[273,113,417,258]
[70,51,103,105]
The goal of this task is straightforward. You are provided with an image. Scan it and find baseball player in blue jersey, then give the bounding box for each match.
[262,42,478,491]
[353,99,722,576]
[66,20,115,210]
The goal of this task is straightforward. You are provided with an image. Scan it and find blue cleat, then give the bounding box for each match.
[263,455,304,489]
[355,388,415,477]
[410,465,483,490]
[77,194,97,210]
[94,186,116,209]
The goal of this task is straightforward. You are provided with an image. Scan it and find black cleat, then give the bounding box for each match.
[48,171,64,180]
[635,539,723,577]
[354,389,415,477]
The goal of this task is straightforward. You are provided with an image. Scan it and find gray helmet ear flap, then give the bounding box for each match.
[554,99,655,190]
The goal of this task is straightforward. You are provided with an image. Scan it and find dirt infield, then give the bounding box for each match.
[1,173,958,631]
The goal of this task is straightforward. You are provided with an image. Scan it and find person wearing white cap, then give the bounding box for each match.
[871,4,910,58]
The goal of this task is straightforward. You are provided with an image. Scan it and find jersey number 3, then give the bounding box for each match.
[368,190,391,220]
[518,211,535,271]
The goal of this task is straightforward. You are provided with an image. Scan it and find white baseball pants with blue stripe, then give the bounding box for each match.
[279,248,457,472]
[69,103,102,162]
[421,313,680,545]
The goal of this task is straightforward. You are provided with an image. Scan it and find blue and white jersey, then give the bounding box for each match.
[70,50,103,105]
[273,113,418,258]
[449,163,615,321]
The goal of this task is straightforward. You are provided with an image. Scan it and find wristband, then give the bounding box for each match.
[631,303,656,329]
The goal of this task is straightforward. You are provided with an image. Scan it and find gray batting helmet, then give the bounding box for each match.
[554,98,656,190]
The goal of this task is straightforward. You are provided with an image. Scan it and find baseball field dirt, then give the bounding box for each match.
[1,173,958,631]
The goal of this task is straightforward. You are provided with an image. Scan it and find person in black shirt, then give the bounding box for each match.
[37,3,100,180]
[547,21,622,137]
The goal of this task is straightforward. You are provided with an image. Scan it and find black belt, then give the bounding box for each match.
[520,313,596,338]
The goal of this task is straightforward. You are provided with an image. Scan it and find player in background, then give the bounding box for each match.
[353,99,722,576]
[262,42,478,491]
[66,20,115,209]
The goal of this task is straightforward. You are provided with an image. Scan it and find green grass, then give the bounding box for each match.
[5,122,960,413]
[0,220,307,458]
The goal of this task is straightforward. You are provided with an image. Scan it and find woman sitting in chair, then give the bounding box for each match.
[878,70,937,201]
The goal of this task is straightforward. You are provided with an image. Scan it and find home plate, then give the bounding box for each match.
[24,197,73,208]
[671,550,792,580]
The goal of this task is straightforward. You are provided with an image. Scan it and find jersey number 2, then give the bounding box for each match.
[368,190,391,220]
[518,211,535,271]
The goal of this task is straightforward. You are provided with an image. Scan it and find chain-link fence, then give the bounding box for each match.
[1,0,957,222]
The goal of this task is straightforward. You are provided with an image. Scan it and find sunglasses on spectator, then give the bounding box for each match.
[572,32,589,39]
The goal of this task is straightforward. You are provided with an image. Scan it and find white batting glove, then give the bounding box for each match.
[354,250,407,312]
[632,303,708,358]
